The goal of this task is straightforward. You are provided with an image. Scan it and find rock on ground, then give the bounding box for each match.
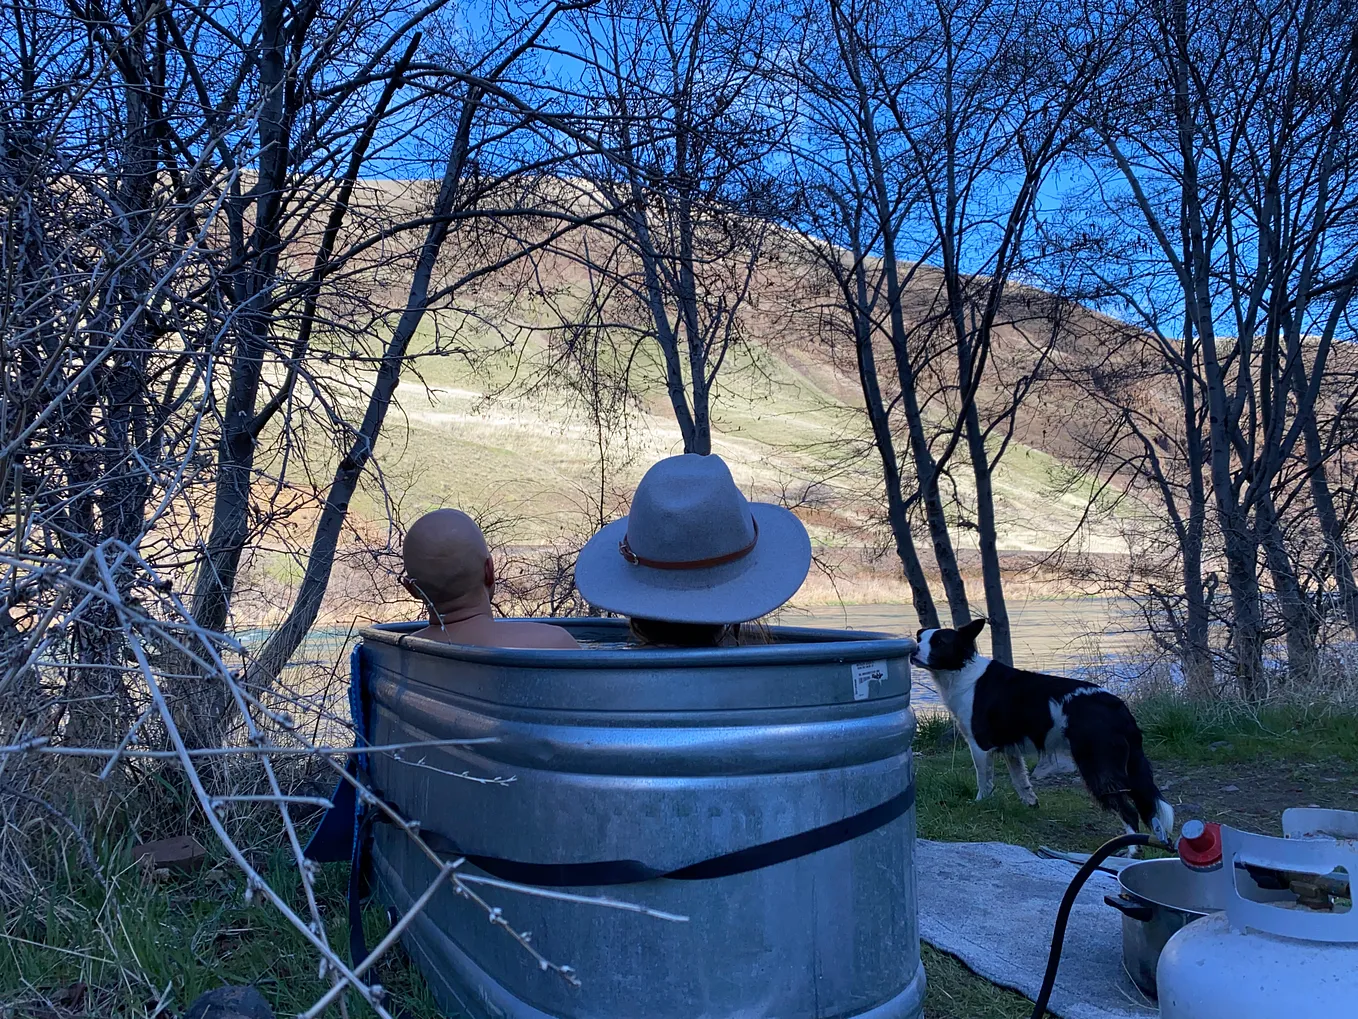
[182,986,274,1019]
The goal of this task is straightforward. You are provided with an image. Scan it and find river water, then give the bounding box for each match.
[271,598,1144,711]
[773,598,1144,708]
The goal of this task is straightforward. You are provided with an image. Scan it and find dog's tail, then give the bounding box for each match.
[1128,744,1174,841]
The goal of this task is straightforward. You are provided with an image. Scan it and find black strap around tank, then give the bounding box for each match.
[393,778,916,887]
[349,779,915,966]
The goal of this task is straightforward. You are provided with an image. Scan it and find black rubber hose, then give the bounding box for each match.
[1029,832,1152,1019]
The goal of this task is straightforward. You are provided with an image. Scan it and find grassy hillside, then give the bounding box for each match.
[231,182,1143,622]
[360,311,1130,553]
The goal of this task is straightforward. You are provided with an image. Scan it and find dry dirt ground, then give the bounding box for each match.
[1153,755,1358,833]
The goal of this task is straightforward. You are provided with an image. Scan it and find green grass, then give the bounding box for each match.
[0,841,437,1019]
[9,835,1043,1019]
[914,749,1123,853]
[1134,696,1358,766]
[10,702,1357,1019]
[921,944,1038,1019]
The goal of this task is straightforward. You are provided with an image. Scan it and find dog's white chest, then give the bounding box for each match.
[924,660,987,742]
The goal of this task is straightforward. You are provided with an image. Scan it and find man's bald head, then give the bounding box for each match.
[402,509,492,608]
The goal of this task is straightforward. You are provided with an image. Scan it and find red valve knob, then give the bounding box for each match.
[1177,819,1223,871]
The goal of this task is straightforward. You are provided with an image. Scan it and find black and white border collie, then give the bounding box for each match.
[912,618,1174,849]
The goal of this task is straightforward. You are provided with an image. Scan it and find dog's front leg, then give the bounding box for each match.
[969,742,994,800]
[1003,746,1039,807]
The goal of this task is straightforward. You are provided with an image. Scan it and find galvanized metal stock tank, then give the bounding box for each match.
[360,619,925,1019]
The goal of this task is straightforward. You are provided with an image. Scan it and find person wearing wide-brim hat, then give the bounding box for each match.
[574,453,812,644]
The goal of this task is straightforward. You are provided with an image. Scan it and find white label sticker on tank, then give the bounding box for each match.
[851,660,888,700]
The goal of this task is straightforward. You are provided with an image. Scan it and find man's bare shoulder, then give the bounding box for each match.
[401,619,578,649]
[491,620,581,649]
[407,624,457,644]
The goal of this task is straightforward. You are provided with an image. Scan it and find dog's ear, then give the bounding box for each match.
[959,617,986,641]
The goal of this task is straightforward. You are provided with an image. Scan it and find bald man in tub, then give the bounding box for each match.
[401,509,579,649]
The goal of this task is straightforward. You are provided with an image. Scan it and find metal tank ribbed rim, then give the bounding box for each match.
[360,617,917,668]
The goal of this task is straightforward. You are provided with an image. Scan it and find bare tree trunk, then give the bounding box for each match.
[1287,280,1358,638]
[961,397,1011,663]
[1165,0,1266,697]
[1303,414,1358,636]
[62,0,165,746]
[562,0,779,458]
[811,2,971,625]
[678,184,715,456]
[1259,491,1318,684]
[623,200,701,451]
[1179,332,1215,695]
[784,1,943,626]
[868,141,971,626]
[251,86,484,683]
[849,246,940,628]
[249,0,584,679]
[1202,374,1266,695]
[189,0,298,635]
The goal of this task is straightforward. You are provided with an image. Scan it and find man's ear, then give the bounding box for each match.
[484,556,496,593]
[960,617,987,641]
[401,576,419,599]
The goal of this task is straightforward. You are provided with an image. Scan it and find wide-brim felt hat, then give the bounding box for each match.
[573,453,812,625]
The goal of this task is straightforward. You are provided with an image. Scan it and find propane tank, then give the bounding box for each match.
[1156,812,1358,1018]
